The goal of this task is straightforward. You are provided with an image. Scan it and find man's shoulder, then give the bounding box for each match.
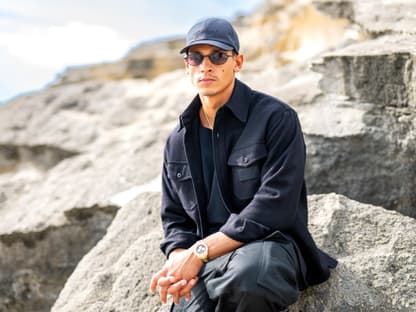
[164,123,186,159]
[165,123,183,145]
[249,87,295,117]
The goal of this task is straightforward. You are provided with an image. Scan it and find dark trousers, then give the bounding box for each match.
[172,234,306,312]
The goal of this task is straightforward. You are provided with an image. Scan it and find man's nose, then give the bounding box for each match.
[199,56,213,71]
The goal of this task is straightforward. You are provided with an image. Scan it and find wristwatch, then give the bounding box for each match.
[193,241,209,263]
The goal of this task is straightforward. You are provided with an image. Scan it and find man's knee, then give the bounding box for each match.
[209,240,301,307]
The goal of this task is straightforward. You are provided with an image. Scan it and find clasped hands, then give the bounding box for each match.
[149,248,203,305]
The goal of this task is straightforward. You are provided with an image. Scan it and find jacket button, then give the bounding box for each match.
[242,156,248,163]
[176,172,182,178]
[216,132,220,139]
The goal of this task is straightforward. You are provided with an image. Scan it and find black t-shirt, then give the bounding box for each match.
[199,124,230,235]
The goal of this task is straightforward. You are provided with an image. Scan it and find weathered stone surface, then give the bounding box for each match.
[241,59,324,108]
[312,34,416,108]
[313,0,355,21]
[51,192,166,312]
[237,2,356,64]
[290,193,416,311]
[0,73,192,233]
[0,71,193,311]
[300,101,416,217]
[50,193,416,312]
[0,207,117,312]
[314,0,416,35]
[242,36,416,218]
[304,34,416,217]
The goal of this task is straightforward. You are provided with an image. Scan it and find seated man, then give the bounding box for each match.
[150,17,337,312]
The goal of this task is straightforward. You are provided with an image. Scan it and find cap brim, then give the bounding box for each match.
[179,39,234,54]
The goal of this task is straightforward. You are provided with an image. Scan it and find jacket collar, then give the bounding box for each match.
[179,79,251,131]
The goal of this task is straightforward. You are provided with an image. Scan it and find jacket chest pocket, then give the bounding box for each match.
[167,162,196,211]
[228,143,267,200]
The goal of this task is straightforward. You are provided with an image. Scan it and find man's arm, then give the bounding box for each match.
[159,145,200,256]
[199,231,244,260]
[220,108,306,242]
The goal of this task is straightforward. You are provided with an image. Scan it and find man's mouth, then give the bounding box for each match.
[199,77,216,83]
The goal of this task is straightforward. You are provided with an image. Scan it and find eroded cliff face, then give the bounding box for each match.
[0,75,194,311]
[304,0,416,217]
[241,0,416,218]
[0,0,415,311]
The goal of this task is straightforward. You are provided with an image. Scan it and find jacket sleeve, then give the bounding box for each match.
[159,147,199,257]
[220,108,306,243]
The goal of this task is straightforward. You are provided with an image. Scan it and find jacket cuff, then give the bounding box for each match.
[219,213,271,243]
[160,233,198,258]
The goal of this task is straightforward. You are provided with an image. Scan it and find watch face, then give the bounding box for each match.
[196,243,207,254]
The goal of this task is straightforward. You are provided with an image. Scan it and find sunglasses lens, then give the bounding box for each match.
[186,52,232,66]
[187,53,203,66]
[209,51,228,65]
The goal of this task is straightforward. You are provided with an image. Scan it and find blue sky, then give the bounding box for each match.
[0,0,263,103]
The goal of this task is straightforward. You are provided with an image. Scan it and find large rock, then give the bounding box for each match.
[290,193,415,311]
[0,71,193,312]
[303,33,416,217]
[238,2,416,218]
[50,193,416,311]
[312,34,416,108]
[51,192,166,312]
[241,32,416,218]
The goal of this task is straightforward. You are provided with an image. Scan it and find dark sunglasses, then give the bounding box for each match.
[185,51,234,66]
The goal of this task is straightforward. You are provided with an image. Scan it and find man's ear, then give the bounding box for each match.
[234,54,244,73]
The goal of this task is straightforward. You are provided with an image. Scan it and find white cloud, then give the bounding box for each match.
[0,21,133,70]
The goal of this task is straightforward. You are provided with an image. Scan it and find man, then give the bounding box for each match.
[150,17,337,311]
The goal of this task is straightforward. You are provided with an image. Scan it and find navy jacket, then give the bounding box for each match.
[160,79,337,286]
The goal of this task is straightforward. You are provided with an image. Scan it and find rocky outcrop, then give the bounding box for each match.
[0,206,117,312]
[0,72,193,311]
[290,193,416,311]
[241,35,416,218]
[235,1,355,63]
[51,192,165,312]
[299,1,416,217]
[50,193,416,311]
[54,38,185,85]
[314,0,416,35]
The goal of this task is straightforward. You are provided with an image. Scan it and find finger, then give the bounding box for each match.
[157,275,176,287]
[179,277,198,298]
[159,286,169,304]
[167,279,187,295]
[185,291,191,301]
[173,290,180,305]
[149,267,168,292]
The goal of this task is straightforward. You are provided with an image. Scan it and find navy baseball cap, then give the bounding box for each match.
[180,17,240,54]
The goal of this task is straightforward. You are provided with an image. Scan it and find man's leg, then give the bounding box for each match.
[173,237,304,311]
[206,239,303,311]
